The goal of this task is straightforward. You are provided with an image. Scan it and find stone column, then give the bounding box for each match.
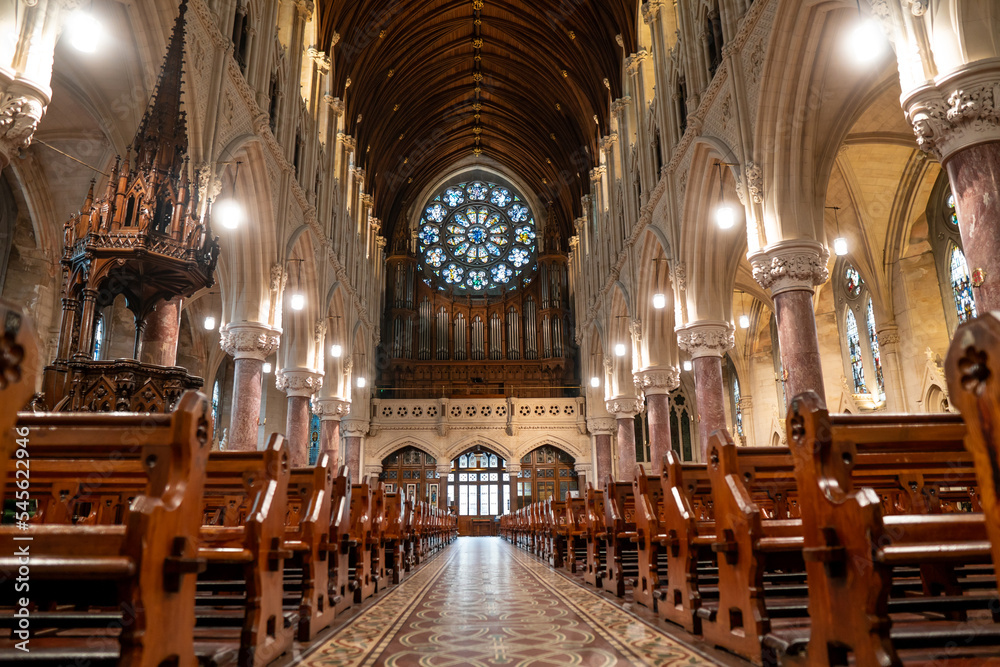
[634,367,680,473]
[140,298,183,367]
[677,321,735,459]
[573,463,591,496]
[876,325,906,411]
[436,463,452,510]
[587,418,616,488]
[313,397,350,469]
[507,463,521,512]
[276,368,323,467]
[220,322,280,452]
[341,419,367,482]
[739,395,754,446]
[905,66,1000,311]
[605,398,643,483]
[749,240,829,405]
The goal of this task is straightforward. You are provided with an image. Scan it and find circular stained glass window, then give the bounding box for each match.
[417,180,536,294]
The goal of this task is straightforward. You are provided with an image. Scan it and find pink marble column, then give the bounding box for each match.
[616,416,637,482]
[319,418,341,468]
[677,321,735,460]
[589,426,614,488]
[635,367,680,473]
[228,357,263,451]
[277,369,323,468]
[140,298,182,366]
[508,465,521,511]
[945,142,1000,312]
[220,322,280,452]
[344,436,362,482]
[773,290,825,405]
[749,241,830,408]
[692,355,726,458]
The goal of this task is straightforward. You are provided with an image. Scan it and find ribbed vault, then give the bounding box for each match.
[318,0,637,240]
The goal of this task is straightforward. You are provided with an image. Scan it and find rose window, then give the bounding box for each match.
[418,180,537,293]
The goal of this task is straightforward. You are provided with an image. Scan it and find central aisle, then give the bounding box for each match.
[302,537,715,666]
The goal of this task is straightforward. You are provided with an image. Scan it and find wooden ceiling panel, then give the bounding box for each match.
[317,0,636,241]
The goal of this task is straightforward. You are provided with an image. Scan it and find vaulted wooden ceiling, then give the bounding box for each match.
[318,0,637,242]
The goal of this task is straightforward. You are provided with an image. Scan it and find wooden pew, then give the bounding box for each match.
[549,498,568,569]
[0,301,38,499]
[564,495,588,574]
[0,391,211,666]
[631,467,666,610]
[326,466,353,617]
[779,392,998,666]
[196,435,295,667]
[947,312,1000,600]
[284,453,335,641]
[347,478,380,603]
[583,484,607,589]
[382,489,407,584]
[603,478,638,598]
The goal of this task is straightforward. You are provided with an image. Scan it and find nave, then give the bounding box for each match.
[301,537,718,667]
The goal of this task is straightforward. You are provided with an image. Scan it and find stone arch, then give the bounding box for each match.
[442,433,514,465]
[368,436,443,466]
[513,433,587,465]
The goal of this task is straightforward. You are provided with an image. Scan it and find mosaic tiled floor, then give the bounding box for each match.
[302,537,715,666]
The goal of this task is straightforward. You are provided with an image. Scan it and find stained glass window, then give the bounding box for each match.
[92,316,105,360]
[865,299,885,402]
[732,375,744,438]
[417,181,537,294]
[845,265,862,298]
[946,192,959,227]
[846,309,868,393]
[949,245,977,324]
[211,379,221,432]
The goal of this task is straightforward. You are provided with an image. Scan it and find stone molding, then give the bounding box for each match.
[748,239,830,296]
[312,396,351,419]
[276,368,323,397]
[586,417,617,435]
[606,397,644,419]
[219,322,281,361]
[0,84,48,167]
[877,325,901,349]
[633,366,680,395]
[903,60,1000,162]
[676,321,735,359]
[341,419,369,437]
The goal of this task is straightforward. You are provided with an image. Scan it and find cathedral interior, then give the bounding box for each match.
[4,0,1000,665]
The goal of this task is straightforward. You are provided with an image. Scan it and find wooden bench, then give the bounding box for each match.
[631,467,666,610]
[564,495,588,574]
[603,478,638,598]
[0,301,38,499]
[0,391,211,666]
[583,484,607,589]
[347,478,381,603]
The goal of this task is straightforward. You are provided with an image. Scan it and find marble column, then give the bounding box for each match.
[587,418,616,488]
[749,240,829,406]
[603,399,642,483]
[276,368,323,467]
[677,321,735,459]
[905,67,1000,312]
[313,397,350,469]
[220,322,280,452]
[436,464,452,510]
[341,419,367,482]
[507,464,521,511]
[140,298,183,367]
[573,463,591,496]
[634,367,680,473]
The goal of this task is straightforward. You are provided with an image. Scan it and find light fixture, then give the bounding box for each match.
[356,376,366,388]
[827,206,848,256]
[715,162,737,229]
[739,315,750,329]
[262,362,273,374]
[290,293,306,311]
[652,293,666,310]
[683,360,693,372]
[66,10,105,53]
[614,343,626,357]
[330,344,342,358]
[848,16,886,64]
[203,315,216,331]
[590,376,600,388]
[214,198,244,230]
[287,258,305,311]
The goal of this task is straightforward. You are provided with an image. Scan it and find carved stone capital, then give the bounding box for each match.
[641,0,666,23]
[877,325,901,349]
[633,366,680,395]
[606,397,643,419]
[220,322,281,361]
[276,368,323,397]
[0,84,48,167]
[586,417,617,435]
[611,96,632,118]
[745,161,763,204]
[903,62,1000,162]
[313,396,351,420]
[676,321,734,360]
[341,419,369,437]
[748,239,830,295]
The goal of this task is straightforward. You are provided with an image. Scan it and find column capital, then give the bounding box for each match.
[877,324,901,350]
[586,417,617,435]
[748,239,830,295]
[0,83,48,169]
[574,462,592,476]
[313,396,351,419]
[606,397,643,419]
[506,463,522,474]
[363,464,381,480]
[641,0,666,23]
[276,368,323,397]
[903,60,1000,162]
[634,366,681,395]
[220,322,281,361]
[676,321,734,359]
[435,463,452,476]
[341,419,369,436]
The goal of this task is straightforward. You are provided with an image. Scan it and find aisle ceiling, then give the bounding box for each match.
[318,0,637,241]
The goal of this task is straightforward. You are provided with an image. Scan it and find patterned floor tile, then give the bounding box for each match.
[302,538,716,667]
